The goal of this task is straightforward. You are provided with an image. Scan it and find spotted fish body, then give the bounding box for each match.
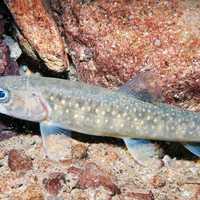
[0,75,200,163]
[22,76,200,142]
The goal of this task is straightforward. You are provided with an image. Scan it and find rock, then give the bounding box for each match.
[43,172,65,196]
[77,162,120,195]
[3,35,22,60]
[124,191,154,200]
[4,0,68,72]
[23,184,44,200]
[59,0,200,111]
[72,143,88,159]
[149,175,166,188]
[0,40,9,74]
[0,39,19,75]
[8,149,33,172]
[68,166,82,176]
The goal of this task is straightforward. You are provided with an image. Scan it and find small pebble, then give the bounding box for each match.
[77,162,120,195]
[149,175,166,188]
[8,149,33,172]
[43,172,65,196]
[72,143,87,159]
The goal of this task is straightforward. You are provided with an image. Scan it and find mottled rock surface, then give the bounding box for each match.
[56,0,200,110]
[0,40,19,75]
[8,149,33,172]
[0,134,200,199]
[4,0,68,72]
[4,0,200,110]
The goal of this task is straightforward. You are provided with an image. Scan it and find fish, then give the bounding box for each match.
[0,75,199,165]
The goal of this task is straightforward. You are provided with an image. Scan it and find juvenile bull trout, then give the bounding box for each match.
[0,75,199,164]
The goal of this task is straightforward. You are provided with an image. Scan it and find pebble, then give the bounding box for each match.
[3,35,22,60]
[8,149,33,172]
[43,172,65,196]
[23,184,44,200]
[149,175,166,188]
[72,143,88,159]
[77,162,120,195]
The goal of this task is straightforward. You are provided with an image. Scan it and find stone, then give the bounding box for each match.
[8,149,33,172]
[72,143,88,159]
[23,184,44,200]
[77,162,120,195]
[43,172,65,196]
[59,0,200,111]
[3,35,22,60]
[149,175,166,188]
[4,0,68,72]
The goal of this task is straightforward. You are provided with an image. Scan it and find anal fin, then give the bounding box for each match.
[123,138,163,166]
[40,121,72,161]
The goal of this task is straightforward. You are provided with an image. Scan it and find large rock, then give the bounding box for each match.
[4,0,200,110]
[4,0,69,72]
[59,0,200,110]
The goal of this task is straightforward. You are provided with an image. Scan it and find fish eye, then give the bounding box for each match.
[0,88,9,103]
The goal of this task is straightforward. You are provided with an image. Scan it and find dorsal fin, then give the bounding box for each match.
[119,70,164,104]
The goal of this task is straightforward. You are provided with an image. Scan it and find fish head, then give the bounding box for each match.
[0,76,49,122]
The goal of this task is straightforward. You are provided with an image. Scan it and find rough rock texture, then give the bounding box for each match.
[0,40,19,75]
[0,134,200,199]
[4,0,69,72]
[77,162,120,195]
[8,149,33,172]
[4,0,200,110]
[55,0,200,110]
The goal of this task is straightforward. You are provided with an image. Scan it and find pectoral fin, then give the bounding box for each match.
[183,143,200,157]
[123,138,163,166]
[40,121,72,161]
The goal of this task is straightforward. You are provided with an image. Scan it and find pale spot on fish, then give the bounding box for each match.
[61,99,66,105]
[120,123,124,128]
[95,108,99,113]
[65,109,69,113]
[75,103,79,108]
[68,102,72,107]
[117,114,121,118]
[122,113,127,117]
[74,114,79,119]
[112,110,117,115]
[50,96,54,101]
[54,104,58,110]
[146,115,151,121]
[153,118,158,123]
[105,119,108,123]
[101,110,106,115]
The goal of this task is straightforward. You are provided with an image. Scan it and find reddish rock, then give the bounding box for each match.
[77,162,120,195]
[43,172,65,196]
[4,0,68,72]
[68,166,82,176]
[59,0,200,111]
[8,149,33,172]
